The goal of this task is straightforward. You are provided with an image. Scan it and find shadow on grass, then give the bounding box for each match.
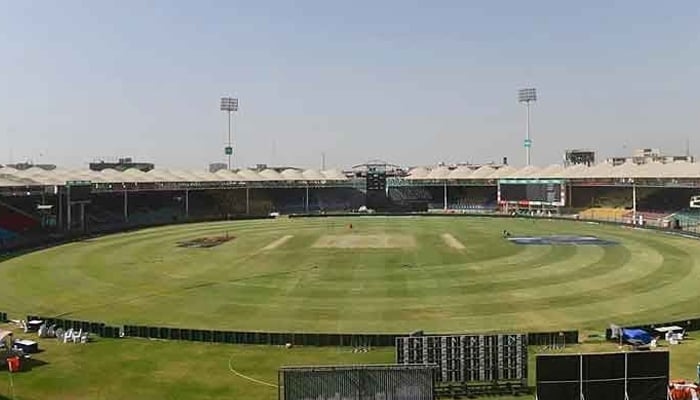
[15,357,49,373]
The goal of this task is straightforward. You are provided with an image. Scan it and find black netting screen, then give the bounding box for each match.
[280,365,435,400]
[396,334,527,383]
[537,352,668,400]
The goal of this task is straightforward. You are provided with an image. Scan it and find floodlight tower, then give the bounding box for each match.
[220,97,239,169]
[518,88,537,166]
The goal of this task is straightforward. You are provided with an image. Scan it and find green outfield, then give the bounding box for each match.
[3,328,699,400]
[1,216,699,333]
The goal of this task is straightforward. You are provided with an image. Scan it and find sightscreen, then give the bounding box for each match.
[279,365,435,400]
[498,179,565,206]
[396,334,527,383]
[536,351,669,400]
[67,183,92,201]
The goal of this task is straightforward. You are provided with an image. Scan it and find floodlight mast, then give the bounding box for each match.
[518,88,537,166]
[220,97,239,169]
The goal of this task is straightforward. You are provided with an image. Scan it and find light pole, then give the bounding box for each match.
[518,88,537,166]
[220,97,239,170]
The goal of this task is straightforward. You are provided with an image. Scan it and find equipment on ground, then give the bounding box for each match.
[622,328,653,346]
[669,380,698,400]
[1,330,23,373]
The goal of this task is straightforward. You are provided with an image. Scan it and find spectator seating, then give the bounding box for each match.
[0,227,17,241]
[578,207,629,221]
[0,203,39,234]
[672,210,700,228]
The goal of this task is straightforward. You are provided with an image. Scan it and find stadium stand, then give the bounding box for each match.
[447,186,497,211]
[3,160,700,250]
[578,207,629,221]
[0,227,16,241]
[388,186,431,211]
[621,210,674,227]
[672,209,700,229]
[0,202,39,234]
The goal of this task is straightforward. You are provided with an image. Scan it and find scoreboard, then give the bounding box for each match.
[498,179,565,207]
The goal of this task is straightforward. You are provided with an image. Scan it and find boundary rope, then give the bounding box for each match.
[227,354,278,388]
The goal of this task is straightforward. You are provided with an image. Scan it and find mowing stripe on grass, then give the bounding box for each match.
[441,233,465,250]
[262,235,294,251]
[3,216,700,334]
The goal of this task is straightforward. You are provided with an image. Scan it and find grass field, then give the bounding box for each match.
[1,216,700,334]
[3,327,699,400]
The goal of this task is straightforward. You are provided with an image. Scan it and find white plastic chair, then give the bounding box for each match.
[72,329,82,343]
[63,329,73,344]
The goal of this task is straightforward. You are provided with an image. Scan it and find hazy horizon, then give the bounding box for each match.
[1,1,698,170]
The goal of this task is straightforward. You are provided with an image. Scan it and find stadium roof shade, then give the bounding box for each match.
[447,166,473,179]
[512,165,541,178]
[280,169,304,180]
[487,165,516,179]
[122,168,150,182]
[33,169,66,185]
[635,162,663,179]
[470,166,496,178]
[615,161,639,178]
[406,167,429,180]
[662,160,699,178]
[301,169,325,180]
[563,164,591,178]
[85,172,107,183]
[3,161,700,187]
[321,169,347,180]
[237,169,263,181]
[681,162,700,178]
[143,169,173,182]
[582,162,613,179]
[426,166,451,179]
[213,169,244,181]
[189,170,220,182]
[0,174,34,186]
[21,167,47,176]
[538,164,566,178]
[178,170,207,182]
[259,169,282,180]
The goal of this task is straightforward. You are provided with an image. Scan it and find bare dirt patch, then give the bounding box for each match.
[177,234,234,248]
[261,235,294,251]
[313,234,416,249]
[441,233,465,250]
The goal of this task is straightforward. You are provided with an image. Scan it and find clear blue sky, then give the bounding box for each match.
[1,0,698,169]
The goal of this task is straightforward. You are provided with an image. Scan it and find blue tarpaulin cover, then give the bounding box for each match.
[621,328,652,345]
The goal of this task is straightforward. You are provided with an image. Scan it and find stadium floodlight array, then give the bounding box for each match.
[220,97,239,170]
[220,97,239,112]
[518,88,537,166]
[518,88,537,103]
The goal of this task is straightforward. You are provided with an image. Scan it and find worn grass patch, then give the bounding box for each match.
[312,234,416,249]
[441,233,465,250]
[261,235,294,251]
[176,234,235,248]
